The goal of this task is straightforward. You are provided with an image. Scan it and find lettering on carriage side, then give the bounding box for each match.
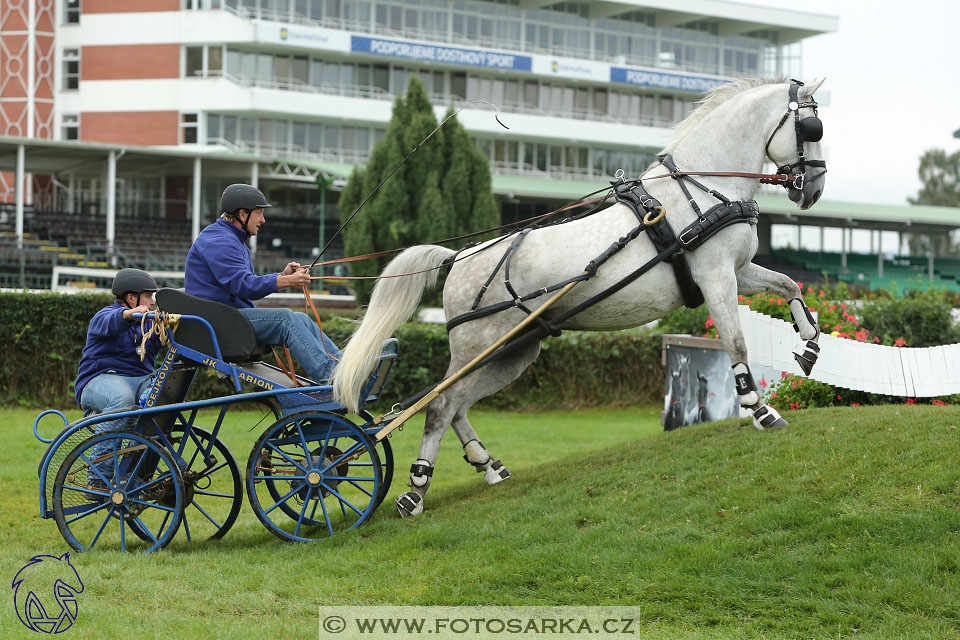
[238,372,275,390]
[146,347,177,407]
[201,357,217,367]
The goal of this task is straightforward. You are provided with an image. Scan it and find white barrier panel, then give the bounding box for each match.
[738,305,960,398]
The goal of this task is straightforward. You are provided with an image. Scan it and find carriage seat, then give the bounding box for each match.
[155,288,270,363]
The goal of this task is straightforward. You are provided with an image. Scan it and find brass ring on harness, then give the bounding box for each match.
[643,207,665,226]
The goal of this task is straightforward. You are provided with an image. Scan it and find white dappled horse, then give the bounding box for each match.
[332,77,827,517]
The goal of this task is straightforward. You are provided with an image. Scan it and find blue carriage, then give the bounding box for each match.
[34,289,399,552]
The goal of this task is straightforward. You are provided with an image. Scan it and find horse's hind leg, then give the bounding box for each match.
[704,271,788,430]
[396,338,540,517]
[396,393,457,518]
[736,263,821,374]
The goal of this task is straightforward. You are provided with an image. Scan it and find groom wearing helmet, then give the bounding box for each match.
[75,268,166,427]
[185,184,342,382]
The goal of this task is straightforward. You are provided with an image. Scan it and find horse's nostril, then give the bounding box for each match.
[812,190,821,201]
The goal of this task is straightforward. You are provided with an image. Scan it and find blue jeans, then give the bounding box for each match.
[240,308,342,383]
[79,372,155,484]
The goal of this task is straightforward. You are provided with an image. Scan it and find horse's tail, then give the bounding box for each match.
[333,245,456,412]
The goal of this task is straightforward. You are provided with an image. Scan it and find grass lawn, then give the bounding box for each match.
[2,404,959,639]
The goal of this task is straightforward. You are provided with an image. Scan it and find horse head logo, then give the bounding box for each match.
[12,553,84,634]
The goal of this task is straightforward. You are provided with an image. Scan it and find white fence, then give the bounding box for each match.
[739,305,960,398]
[49,266,355,304]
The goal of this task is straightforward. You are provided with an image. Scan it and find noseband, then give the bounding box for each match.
[765,79,827,190]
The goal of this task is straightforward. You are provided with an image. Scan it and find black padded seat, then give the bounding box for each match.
[155,288,268,362]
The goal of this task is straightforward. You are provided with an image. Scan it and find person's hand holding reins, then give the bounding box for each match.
[277,264,311,289]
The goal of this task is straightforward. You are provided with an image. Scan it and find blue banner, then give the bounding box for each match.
[352,35,532,71]
[610,68,726,93]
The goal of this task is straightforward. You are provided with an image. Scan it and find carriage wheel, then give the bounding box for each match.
[246,411,382,542]
[168,426,242,541]
[52,431,184,553]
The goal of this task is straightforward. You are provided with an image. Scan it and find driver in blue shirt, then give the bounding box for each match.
[184,184,341,383]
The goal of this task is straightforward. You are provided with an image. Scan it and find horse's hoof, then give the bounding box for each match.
[483,460,511,485]
[753,405,788,430]
[396,492,423,518]
[793,340,820,376]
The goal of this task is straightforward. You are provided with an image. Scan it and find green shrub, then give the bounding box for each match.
[0,293,665,410]
[858,291,960,347]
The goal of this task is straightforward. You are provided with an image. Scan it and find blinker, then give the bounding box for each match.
[799,117,823,142]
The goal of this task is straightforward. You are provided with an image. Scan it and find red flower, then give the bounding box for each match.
[875,337,880,344]
[850,403,861,407]
[933,399,947,406]
[906,398,916,405]
[820,290,826,297]
[705,317,715,329]
[759,378,768,388]
[770,391,777,398]
[894,339,908,347]
[797,282,804,289]
[789,402,800,410]
[780,371,789,379]
[776,298,783,305]
[836,395,842,401]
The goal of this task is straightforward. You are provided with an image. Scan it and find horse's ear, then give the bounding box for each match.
[800,78,826,98]
[59,552,70,562]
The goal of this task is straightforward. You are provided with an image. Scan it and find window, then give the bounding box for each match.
[63,49,80,90]
[186,45,223,78]
[185,46,203,77]
[64,0,80,24]
[181,113,198,144]
[62,114,79,140]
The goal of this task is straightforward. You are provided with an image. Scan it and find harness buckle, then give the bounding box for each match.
[679,228,699,246]
[792,174,805,190]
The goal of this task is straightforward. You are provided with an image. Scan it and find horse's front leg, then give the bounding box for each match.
[703,271,788,430]
[736,263,821,375]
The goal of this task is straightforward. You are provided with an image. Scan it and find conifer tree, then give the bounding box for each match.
[338,77,499,304]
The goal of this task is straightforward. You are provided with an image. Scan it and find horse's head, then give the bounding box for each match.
[12,553,84,633]
[765,78,827,210]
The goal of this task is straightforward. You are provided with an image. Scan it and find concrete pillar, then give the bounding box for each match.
[106,150,116,255]
[841,228,847,272]
[249,162,259,255]
[192,157,202,240]
[15,144,25,249]
[756,216,772,257]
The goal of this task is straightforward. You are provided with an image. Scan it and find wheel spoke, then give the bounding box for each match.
[317,486,335,537]
[79,453,111,486]
[88,506,114,549]
[183,512,193,542]
[195,460,229,479]
[190,499,223,529]
[321,483,364,516]
[131,516,160,545]
[193,489,234,499]
[120,513,126,552]
[346,480,374,498]
[320,441,365,474]
[293,487,312,537]
[128,497,177,513]
[263,484,304,515]
[126,446,149,485]
[62,483,110,499]
[126,470,173,497]
[265,442,308,473]
[65,500,111,525]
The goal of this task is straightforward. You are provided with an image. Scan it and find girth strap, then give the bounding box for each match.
[614,180,704,309]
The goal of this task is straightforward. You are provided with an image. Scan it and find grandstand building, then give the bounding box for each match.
[6,0,960,295]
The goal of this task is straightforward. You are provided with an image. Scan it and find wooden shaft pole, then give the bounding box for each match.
[374,277,584,442]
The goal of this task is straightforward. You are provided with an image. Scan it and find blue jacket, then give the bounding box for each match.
[75,302,163,405]
[184,219,278,308]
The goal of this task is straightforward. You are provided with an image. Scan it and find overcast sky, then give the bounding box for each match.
[746,0,960,206]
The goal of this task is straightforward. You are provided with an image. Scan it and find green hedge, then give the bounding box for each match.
[1,293,665,410]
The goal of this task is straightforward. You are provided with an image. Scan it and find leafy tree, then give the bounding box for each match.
[909,149,960,207]
[339,77,499,304]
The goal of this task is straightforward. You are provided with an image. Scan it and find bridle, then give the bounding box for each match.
[764,79,826,191]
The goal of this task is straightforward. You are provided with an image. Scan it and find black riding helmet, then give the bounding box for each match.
[112,268,158,306]
[220,184,271,238]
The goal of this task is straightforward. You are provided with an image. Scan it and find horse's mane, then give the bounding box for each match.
[661,77,783,154]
